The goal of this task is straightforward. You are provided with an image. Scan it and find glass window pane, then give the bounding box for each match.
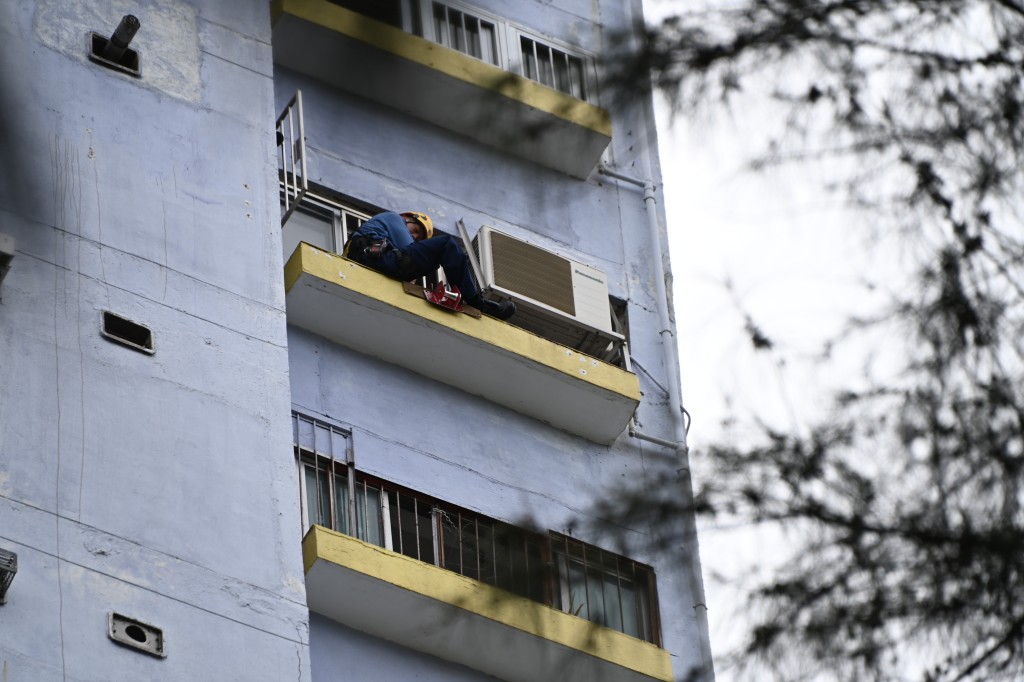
[567,559,587,619]
[453,12,465,52]
[477,522,495,586]
[619,579,640,639]
[585,565,607,626]
[333,472,349,535]
[439,511,462,574]
[521,37,536,80]
[461,518,480,581]
[480,23,496,64]
[433,4,448,47]
[304,464,330,529]
[356,484,384,547]
[568,57,585,99]
[466,17,480,59]
[283,209,332,261]
[537,45,554,87]
[554,54,570,94]
[601,571,622,632]
[343,212,364,244]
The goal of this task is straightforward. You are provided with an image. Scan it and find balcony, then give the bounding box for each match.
[270,0,612,178]
[284,243,640,443]
[303,525,673,682]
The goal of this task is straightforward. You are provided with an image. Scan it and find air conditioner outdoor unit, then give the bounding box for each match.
[471,226,618,337]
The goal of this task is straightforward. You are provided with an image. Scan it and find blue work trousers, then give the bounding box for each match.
[372,235,482,303]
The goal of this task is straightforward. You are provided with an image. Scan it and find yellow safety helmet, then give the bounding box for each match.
[401,211,434,240]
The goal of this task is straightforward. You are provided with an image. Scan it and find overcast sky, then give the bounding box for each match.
[647,37,902,678]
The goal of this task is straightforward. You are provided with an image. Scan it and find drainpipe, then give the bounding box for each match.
[597,165,688,452]
[598,159,715,681]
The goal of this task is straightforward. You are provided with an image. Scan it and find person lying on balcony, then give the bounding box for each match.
[344,211,516,321]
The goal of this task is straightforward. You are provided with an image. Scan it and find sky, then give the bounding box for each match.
[654,98,866,679]
[643,4,893,670]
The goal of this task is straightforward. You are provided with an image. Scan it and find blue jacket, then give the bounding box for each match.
[353,212,414,250]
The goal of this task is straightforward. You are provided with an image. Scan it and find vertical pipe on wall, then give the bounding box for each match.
[598,20,715,664]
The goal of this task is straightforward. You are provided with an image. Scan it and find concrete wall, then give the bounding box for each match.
[0,1,309,680]
[275,0,710,679]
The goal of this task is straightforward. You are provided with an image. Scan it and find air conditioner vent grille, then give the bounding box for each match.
[487,231,575,316]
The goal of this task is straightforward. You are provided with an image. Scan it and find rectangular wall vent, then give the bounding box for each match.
[109,612,166,657]
[0,233,14,290]
[101,311,155,354]
[0,548,16,605]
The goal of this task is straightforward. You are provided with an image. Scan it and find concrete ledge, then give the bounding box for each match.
[303,526,673,682]
[270,0,612,178]
[284,243,640,443]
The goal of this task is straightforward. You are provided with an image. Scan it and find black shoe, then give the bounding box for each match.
[480,298,516,321]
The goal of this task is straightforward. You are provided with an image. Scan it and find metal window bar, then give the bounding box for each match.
[519,37,588,100]
[276,91,308,226]
[549,534,657,643]
[295,461,657,641]
[432,3,497,65]
[293,413,355,534]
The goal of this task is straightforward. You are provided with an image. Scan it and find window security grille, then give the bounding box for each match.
[519,36,587,101]
[432,2,499,65]
[294,415,660,644]
[551,533,657,644]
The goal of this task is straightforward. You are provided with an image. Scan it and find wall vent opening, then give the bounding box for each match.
[101,312,155,354]
[0,548,16,605]
[109,612,166,657]
[0,232,14,296]
[87,15,141,77]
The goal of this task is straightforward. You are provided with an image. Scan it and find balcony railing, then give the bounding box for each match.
[293,421,662,645]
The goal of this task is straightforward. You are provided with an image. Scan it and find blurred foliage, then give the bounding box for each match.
[597,1,1024,680]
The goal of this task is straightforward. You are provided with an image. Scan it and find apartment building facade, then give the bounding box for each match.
[0,1,712,680]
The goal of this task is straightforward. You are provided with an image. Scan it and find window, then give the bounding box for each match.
[293,414,661,644]
[417,0,597,103]
[550,533,658,644]
[431,3,500,65]
[518,36,587,100]
[280,191,370,263]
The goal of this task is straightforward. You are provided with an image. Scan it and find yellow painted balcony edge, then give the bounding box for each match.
[284,243,640,400]
[270,0,611,137]
[303,525,672,682]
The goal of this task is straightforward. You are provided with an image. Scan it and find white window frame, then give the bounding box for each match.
[507,27,596,103]
[297,451,394,547]
[281,190,372,257]
[418,0,507,67]
[416,0,598,103]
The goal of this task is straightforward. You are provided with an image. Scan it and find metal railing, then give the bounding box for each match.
[277,90,308,226]
[293,413,661,645]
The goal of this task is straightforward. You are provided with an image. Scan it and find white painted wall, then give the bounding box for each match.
[0,1,309,679]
